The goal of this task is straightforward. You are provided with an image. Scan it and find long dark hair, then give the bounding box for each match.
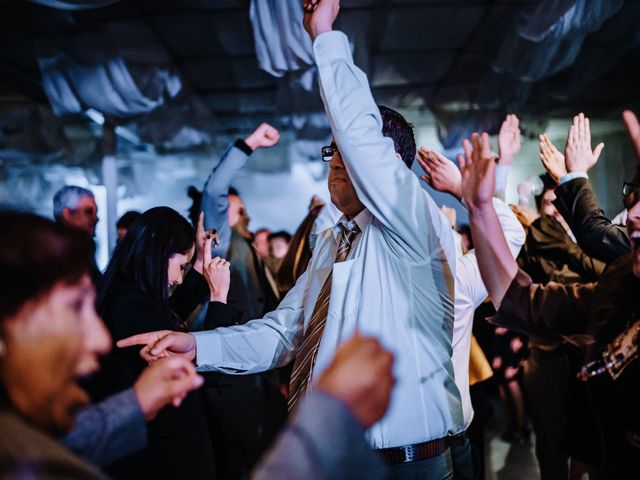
[98,207,195,317]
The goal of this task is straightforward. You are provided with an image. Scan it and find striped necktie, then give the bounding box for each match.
[287,221,360,411]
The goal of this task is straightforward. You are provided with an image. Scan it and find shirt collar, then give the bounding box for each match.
[331,208,371,241]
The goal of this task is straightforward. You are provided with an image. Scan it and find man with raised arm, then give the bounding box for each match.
[417,113,526,477]
[120,1,462,477]
[460,127,640,478]
[539,112,636,263]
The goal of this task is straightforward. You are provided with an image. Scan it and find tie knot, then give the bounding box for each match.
[340,220,360,236]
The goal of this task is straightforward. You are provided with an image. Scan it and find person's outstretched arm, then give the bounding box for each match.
[460,133,518,308]
[461,132,597,340]
[201,124,279,257]
[305,0,452,264]
[540,114,628,263]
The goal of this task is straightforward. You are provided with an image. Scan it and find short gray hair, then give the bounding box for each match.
[53,186,94,221]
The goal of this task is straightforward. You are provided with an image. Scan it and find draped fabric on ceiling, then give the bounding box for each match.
[35,28,182,119]
[27,0,121,11]
[249,0,315,91]
[493,0,624,81]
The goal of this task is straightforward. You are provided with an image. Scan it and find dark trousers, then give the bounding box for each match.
[201,371,287,480]
[523,347,570,480]
[450,433,479,480]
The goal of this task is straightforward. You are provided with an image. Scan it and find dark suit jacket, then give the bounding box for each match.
[518,214,606,285]
[92,269,236,480]
[227,229,279,324]
[553,178,630,264]
[1,407,106,480]
[494,255,640,474]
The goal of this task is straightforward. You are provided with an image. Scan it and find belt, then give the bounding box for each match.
[376,437,450,465]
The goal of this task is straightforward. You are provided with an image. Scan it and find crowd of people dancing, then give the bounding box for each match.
[1,1,638,479]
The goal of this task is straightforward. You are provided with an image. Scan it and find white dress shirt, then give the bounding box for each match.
[452,198,525,428]
[193,30,462,448]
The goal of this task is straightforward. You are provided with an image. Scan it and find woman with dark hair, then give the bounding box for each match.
[91,207,233,479]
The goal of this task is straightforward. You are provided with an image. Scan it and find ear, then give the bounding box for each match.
[395,152,402,161]
[61,207,73,222]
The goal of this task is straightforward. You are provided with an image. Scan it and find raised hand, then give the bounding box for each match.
[459,133,496,212]
[133,357,204,420]
[244,123,280,151]
[564,113,605,174]
[623,110,640,162]
[303,0,340,41]
[203,244,231,303]
[417,148,463,200]
[509,204,539,229]
[539,133,566,184]
[316,331,395,427]
[117,330,197,364]
[498,114,521,165]
[194,212,218,275]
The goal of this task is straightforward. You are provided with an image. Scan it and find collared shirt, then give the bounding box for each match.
[194,30,462,448]
[452,198,525,428]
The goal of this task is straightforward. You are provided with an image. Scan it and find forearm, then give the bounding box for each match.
[201,143,251,256]
[468,202,519,308]
[314,31,440,260]
[194,271,308,373]
[554,178,630,262]
[62,388,146,466]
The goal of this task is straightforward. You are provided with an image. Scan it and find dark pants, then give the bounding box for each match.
[523,346,570,480]
[201,371,287,480]
[450,433,478,480]
[388,449,453,480]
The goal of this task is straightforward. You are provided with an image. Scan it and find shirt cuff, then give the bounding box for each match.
[233,139,254,156]
[312,31,351,66]
[194,330,223,370]
[559,171,588,185]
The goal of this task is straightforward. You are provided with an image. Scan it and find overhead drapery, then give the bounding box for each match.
[35,28,181,119]
[27,0,121,10]
[494,0,624,81]
[249,0,315,91]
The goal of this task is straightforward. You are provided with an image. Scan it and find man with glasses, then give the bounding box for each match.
[119,1,464,477]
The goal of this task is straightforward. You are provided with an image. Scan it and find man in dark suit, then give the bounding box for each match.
[539,110,640,263]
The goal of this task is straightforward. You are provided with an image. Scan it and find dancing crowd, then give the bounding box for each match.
[1,1,638,479]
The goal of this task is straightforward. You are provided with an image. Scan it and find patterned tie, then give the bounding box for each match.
[287,221,361,411]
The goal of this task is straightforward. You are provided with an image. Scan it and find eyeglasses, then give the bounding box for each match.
[321,145,339,162]
[622,181,640,209]
[622,182,639,197]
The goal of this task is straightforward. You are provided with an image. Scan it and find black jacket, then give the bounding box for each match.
[91,268,236,480]
[553,178,630,264]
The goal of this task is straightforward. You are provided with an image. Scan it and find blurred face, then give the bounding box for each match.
[540,189,558,217]
[253,230,270,258]
[327,144,364,218]
[269,237,290,259]
[117,227,128,241]
[1,275,110,434]
[228,195,250,228]
[62,196,98,237]
[167,247,194,288]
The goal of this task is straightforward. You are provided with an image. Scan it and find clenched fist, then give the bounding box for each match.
[244,123,280,151]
